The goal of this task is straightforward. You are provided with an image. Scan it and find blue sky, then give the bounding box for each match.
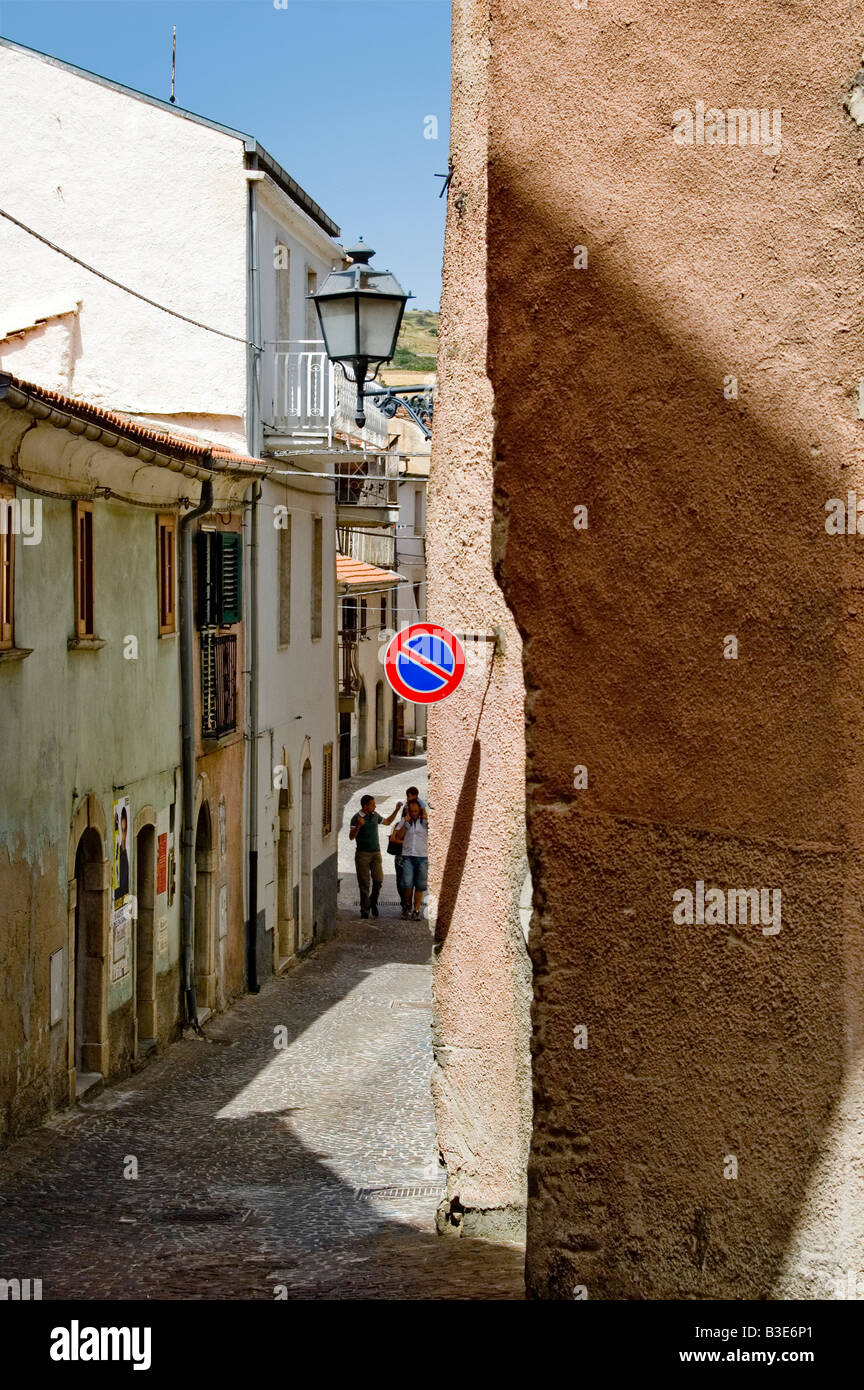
[0,0,451,309]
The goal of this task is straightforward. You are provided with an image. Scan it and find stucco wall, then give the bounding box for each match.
[482,0,864,1297]
[257,475,339,963]
[0,473,182,1141]
[427,0,532,1241]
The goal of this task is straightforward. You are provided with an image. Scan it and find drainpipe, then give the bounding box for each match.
[180,477,214,1029]
[245,166,264,992]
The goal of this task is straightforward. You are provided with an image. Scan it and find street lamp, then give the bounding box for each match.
[310,240,408,429]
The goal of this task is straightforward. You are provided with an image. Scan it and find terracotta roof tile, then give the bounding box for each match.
[0,372,267,474]
[336,554,402,589]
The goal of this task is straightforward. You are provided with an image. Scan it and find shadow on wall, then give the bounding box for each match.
[489,162,864,1299]
[433,738,481,950]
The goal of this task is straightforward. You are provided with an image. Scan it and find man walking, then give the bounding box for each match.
[349,793,402,919]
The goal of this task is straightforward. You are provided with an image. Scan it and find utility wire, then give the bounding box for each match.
[0,207,254,347]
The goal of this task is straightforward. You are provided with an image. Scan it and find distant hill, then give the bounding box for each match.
[394,309,438,371]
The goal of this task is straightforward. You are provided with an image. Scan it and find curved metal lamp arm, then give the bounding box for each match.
[363,386,433,440]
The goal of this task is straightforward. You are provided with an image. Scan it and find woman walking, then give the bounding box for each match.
[397,797,429,921]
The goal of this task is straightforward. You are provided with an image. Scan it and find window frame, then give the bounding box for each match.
[322,743,333,836]
[278,512,292,647]
[0,485,15,650]
[74,500,95,640]
[311,515,323,640]
[157,514,177,635]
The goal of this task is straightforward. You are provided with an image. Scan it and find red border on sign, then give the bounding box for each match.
[384,623,466,705]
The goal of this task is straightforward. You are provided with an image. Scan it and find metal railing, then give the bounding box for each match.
[338,635,361,696]
[201,631,237,738]
[335,454,399,511]
[270,341,390,447]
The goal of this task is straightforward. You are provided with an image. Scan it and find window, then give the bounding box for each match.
[306,268,319,340]
[380,593,388,631]
[276,243,291,342]
[197,530,242,627]
[278,514,291,646]
[341,595,357,637]
[74,501,95,639]
[359,598,367,637]
[157,515,176,634]
[200,631,237,738]
[311,516,322,639]
[414,487,424,536]
[0,486,14,649]
[322,743,333,836]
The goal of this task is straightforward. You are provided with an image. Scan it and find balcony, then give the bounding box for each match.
[200,631,237,739]
[267,341,390,452]
[338,634,361,708]
[335,454,399,529]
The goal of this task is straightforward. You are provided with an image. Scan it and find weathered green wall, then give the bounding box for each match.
[0,487,182,1142]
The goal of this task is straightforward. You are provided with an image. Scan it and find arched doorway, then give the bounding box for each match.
[375,681,385,765]
[358,682,368,770]
[299,759,313,949]
[73,827,107,1084]
[276,769,295,966]
[194,802,215,1011]
[135,824,157,1053]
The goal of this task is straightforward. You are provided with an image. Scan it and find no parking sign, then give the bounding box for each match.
[384,623,466,705]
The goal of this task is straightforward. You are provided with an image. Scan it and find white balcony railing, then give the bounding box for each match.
[270,340,390,449]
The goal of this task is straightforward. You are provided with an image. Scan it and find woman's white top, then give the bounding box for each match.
[399,814,428,857]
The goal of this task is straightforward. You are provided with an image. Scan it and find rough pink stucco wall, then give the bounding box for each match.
[484,0,864,1297]
[427,0,533,1241]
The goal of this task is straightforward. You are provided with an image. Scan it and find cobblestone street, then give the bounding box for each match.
[0,759,524,1300]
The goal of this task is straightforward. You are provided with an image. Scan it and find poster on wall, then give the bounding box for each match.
[156,831,168,896]
[112,796,131,905]
[111,796,132,985]
[111,900,133,983]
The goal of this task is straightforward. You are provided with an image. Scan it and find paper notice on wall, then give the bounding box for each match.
[218,883,228,940]
[157,916,168,958]
[157,833,168,896]
[156,808,169,898]
[111,901,133,983]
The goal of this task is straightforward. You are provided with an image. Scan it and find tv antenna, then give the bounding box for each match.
[170,26,176,104]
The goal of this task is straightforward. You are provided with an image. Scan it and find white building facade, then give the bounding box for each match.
[0,36,373,982]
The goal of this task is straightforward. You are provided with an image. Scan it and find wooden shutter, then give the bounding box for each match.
[311,516,322,639]
[219,532,242,624]
[278,515,291,645]
[322,744,333,836]
[0,487,14,649]
[158,515,176,634]
[74,501,94,638]
[196,530,217,627]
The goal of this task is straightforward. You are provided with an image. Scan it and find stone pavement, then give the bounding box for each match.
[0,759,524,1300]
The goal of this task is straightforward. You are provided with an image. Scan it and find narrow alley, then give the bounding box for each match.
[0,759,523,1300]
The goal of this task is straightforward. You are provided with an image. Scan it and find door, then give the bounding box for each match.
[375,681,385,765]
[339,711,352,780]
[299,759,313,948]
[73,827,106,1079]
[358,682,368,770]
[393,693,405,754]
[135,824,157,1051]
[276,784,295,963]
[194,803,214,1010]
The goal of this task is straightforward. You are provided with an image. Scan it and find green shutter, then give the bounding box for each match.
[219,532,242,624]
